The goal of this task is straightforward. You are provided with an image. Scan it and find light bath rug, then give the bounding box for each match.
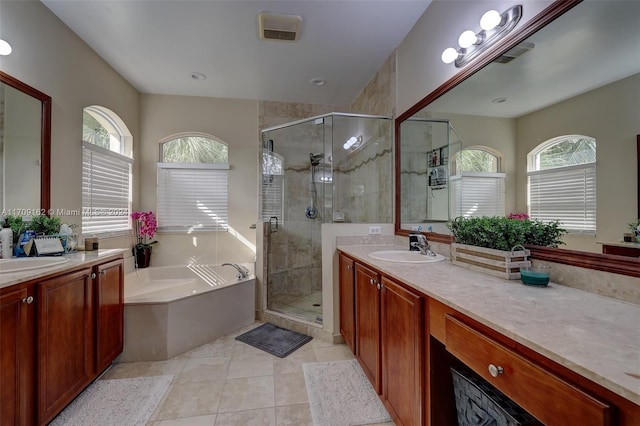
[50,375,173,426]
[303,359,391,426]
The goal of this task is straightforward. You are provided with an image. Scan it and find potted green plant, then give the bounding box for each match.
[446,215,567,279]
[28,215,62,236]
[131,211,157,268]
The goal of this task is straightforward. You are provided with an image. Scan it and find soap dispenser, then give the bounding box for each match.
[0,219,13,259]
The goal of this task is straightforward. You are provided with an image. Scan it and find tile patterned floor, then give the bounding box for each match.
[268,291,323,324]
[100,322,394,426]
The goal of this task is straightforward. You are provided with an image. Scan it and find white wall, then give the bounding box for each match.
[396,0,553,116]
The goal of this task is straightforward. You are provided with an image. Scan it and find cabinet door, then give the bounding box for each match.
[95,259,124,373]
[381,277,424,426]
[355,262,381,394]
[339,253,356,354]
[37,268,94,425]
[0,286,35,426]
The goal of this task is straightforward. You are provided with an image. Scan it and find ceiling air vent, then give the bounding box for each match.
[258,12,302,42]
[493,42,535,64]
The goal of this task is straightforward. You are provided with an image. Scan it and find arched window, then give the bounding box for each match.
[527,135,596,233]
[157,133,229,231]
[451,147,505,218]
[82,106,133,237]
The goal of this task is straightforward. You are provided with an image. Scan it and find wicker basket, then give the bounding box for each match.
[451,367,542,426]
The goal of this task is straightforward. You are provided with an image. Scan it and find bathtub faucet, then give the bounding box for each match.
[222,263,251,279]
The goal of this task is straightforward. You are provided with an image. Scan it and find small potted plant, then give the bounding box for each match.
[132,211,157,268]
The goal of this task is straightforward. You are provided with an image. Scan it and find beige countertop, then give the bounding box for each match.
[337,243,640,405]
[0,249,126,290]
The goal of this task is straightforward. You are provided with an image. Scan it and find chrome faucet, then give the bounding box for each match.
[409,234,437,257]
[222,263,251,279]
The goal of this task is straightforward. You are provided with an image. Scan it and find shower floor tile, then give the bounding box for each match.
[269,291,322,323]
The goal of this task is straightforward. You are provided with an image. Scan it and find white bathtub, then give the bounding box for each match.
[120,264,256,362]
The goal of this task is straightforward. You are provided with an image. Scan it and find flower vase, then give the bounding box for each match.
[133,246,152,268]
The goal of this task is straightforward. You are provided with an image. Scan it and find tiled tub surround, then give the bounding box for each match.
[121,264,256,362]
[337,243,640,406]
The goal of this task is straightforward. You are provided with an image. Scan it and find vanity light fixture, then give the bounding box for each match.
[0,39,12,56]
[441,5,523,68]
[343,135,362,151]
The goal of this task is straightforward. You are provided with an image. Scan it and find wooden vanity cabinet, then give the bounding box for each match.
[0,256,124,426]
[36,267,95,425]
[338,253,356,353]
[355,262,382,393]
[380,277,424,426]
[0,285,36,426]
[95,259,124,374]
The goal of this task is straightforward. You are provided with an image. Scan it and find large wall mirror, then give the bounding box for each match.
[0,71,51,214]
[395,0,640,277]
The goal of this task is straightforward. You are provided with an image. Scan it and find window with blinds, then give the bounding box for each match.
[157,163,229,231]
[528,135,596,234]
[528,164,596,233]
[82,141,132,237]
[451,172,505,218]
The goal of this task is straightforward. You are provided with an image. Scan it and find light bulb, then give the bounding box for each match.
[480,10,501,31]
[0,39,12,56]
[441,47,459,64]
[458,30,477,48]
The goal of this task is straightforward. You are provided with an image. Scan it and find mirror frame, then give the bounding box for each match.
[0,71,51,213]
[394,0,640,278]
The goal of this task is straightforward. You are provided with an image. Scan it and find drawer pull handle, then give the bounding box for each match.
[370,278,376,285]
[488,364,504,377]
[22,296,34,304]
[376,282,382,290]
[346,265,352,270]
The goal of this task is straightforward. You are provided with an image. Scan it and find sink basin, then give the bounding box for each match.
[0,257,70,273]
[368,250,445,263]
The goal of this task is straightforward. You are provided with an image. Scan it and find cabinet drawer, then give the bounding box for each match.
[445,316,611,426]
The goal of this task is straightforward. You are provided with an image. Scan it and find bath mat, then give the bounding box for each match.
[303,359,391,425]
[235,322,312,358]
[50,375,173,426]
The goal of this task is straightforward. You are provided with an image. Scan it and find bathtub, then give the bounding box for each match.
[120,263,255,362]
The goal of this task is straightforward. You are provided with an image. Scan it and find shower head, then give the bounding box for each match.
[310,153,324,166]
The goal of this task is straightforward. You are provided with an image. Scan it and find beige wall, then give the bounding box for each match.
[139,94,259,247]
[0,0,140,249]
[516,73,640,252]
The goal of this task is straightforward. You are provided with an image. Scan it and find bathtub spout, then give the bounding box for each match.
[222,263,250,279]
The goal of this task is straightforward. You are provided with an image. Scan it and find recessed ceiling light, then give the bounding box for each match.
[310,78,326,87]
[0,39,12,56]
[491,97,507,103]
[190,72,207,81]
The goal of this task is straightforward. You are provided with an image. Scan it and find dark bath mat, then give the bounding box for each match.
[235,323,312,358]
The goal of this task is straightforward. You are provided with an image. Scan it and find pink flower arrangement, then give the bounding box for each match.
[131,211,157,249]
[508,213,530,221]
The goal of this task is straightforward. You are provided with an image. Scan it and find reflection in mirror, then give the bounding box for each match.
[399,118,461,227]
[0,71,51,214]
[395,1,640,276]
[1,83,41,211]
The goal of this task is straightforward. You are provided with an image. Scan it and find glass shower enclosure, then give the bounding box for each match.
[261,113,392,324]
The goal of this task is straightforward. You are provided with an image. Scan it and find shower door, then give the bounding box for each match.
[261,117,331,324]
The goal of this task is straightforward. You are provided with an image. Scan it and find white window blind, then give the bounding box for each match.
[451,172,505,218]
[157,163,229,231]
[528,163,596,233]
[82,141,132,237]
